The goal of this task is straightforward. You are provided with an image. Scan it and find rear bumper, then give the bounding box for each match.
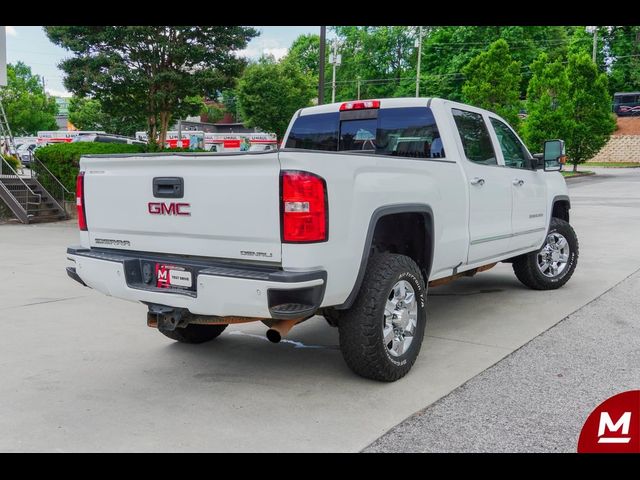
[66,246,326,319]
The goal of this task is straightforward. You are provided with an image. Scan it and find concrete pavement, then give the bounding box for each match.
[1,167,639,452]
[365,268,640,452]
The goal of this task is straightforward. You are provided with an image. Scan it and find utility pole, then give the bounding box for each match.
[318,26,326,105]
[357,76,361,100]
[415,26,423,98]
[330,39,341,103]
[587,26,598,64]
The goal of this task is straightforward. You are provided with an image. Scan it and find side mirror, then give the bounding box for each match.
[543,139,566,172]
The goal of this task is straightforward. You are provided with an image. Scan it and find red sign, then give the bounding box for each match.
[156,264,170,288]
[223,140,241,149]
[577,390,640,453]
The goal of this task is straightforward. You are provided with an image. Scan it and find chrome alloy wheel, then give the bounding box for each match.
[537,232,570,278]
[383,280,418,357]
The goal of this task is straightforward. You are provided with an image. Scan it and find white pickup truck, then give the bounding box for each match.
[67,97,578,382]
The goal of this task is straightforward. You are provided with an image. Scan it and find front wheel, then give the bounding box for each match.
[512,217,579,290]
[338,253,427,382]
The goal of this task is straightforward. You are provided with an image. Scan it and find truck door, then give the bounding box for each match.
[488,116,547,252]
[450,108,515,264]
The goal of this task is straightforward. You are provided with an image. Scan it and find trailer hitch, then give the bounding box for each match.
[146,304,189,332]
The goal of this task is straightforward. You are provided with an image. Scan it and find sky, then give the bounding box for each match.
[4,26,326,98]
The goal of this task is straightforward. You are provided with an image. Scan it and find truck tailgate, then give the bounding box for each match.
[81,152,282,263]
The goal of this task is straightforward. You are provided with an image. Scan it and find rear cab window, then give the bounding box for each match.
[285,106,445,159]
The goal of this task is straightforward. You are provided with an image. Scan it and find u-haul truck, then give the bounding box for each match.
[37,130,105,145]
[135,131,278,152]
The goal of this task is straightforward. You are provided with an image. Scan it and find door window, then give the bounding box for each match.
[489,118,530,169]
[452,109,496,165]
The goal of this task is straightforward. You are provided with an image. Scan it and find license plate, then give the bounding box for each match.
[156,264,192,289]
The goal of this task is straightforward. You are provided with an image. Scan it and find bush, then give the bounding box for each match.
[1,153,22,171]
[36,143,147,192]
[35,142,208,192]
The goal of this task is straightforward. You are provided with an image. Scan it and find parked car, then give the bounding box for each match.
[66,97,577,382]
[72,133,146,145]
[16,143,37,167]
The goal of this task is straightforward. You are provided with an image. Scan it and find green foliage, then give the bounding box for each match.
[462,39,522,128]
[2,153,22,171]
[564,53,616,170]
[68,96,146,136]
[419,26,570,100]
[522,53,573,153]
[236,57,315,138]
[331,26,414,101]
[203,103,225,123]
[603,26,640,94]
[523,52,615,171]
[35,142,147,191]
[44,26,257,145]
[0,62,58,135]
[284,34,321,78]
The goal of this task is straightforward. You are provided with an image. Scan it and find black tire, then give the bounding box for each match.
[160,323,227,344]
[512,217,579,290]
[338,253,427,382]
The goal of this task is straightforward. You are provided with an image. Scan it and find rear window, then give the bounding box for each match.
[284,112,339,151]
[285,107,445,158]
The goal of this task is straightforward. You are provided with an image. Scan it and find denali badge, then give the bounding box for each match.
[148,202,191,216]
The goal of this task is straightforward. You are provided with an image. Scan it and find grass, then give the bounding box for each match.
[562,170,595,178]
[583,162,640,168]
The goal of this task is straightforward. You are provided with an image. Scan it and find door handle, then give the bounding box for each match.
[512,179,524,186]
[470,177,485,186]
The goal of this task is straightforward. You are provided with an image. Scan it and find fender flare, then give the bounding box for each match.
[335,203,434,310]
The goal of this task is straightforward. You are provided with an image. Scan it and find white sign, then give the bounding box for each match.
[0,26,7,87]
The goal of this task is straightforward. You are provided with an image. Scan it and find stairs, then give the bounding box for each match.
[0,175,68,224]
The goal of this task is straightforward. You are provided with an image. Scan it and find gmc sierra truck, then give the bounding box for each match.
[66,97,578,382]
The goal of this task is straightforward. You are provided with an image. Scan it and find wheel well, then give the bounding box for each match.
[552,200,570,222]
[370,212,433,281]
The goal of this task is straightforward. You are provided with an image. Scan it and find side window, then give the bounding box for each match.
[376,107,444,158]
[452,109,496,165]
[489,118,530,169]
[284,112,339,151]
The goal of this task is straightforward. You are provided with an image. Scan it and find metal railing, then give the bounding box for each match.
[29,153,74,212]
[0,153,41,222]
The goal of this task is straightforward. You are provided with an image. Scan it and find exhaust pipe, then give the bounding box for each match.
[266,319,302,343]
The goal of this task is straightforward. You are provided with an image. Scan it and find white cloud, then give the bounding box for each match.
[6,26,17,37]
[236,35,290,61]
[46,88,71,98]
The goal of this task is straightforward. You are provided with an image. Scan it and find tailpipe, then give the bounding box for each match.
[266,319,302,343]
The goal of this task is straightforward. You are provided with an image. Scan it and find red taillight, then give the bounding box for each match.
[281,171,327,243]
[76,172,87,231]
[339,100,380,111]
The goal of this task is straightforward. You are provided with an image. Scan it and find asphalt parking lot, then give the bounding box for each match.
[1,167,639,452]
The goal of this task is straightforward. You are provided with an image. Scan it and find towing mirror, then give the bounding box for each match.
[543,140,566,172]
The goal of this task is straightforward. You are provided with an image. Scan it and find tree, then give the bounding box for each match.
[564,53,616,171]
[68,96,146,136]
[522,53,573,154]
[462,39,522,128]
[44,26,257,146]
[236,57,315,139]
[0,62,58,135]
[285,34,321,78]
[523,52,615,172]
[603,26,640,94]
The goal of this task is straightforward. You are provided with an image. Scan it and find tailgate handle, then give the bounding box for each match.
[153,177,184,198]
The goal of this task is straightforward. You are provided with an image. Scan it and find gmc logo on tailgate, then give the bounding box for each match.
[148,202,191,216]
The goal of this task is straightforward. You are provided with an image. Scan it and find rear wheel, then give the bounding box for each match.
[513,217,578,290]
[160,323,227,344]
[338,253,427,382]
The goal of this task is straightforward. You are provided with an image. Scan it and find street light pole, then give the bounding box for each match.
[415,26,423,98]
[318,26,326,105]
